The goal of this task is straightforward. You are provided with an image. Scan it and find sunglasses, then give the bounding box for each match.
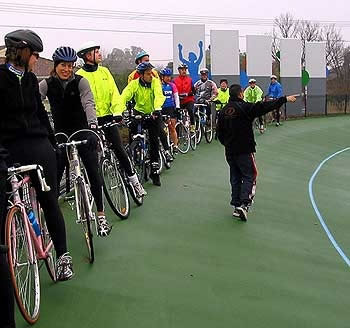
[32,52,40,59]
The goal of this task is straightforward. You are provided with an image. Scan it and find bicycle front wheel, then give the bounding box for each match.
[204,116,213,143]
[176,122,190,154]
[100,156,130,220]
[6,206,40,324]
[76,182,94,263]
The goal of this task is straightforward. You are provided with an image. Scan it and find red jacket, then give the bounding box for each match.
[173,75,195,104]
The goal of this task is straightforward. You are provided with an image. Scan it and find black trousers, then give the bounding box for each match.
[98,116,134,176]
[226,152,257,207]
[4,137,67,257]
[0,173,15,328]
[130,113,161,165]
[57,132,104,212]
[180,102,195,125]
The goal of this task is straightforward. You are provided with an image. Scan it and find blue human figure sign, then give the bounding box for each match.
[178,40,204,83]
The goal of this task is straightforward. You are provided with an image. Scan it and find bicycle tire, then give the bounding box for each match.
[6,206,41,324]
[39,211,57,282]
[129,140,146,185]
[100,155,130,220]
[76,182,94,263]
[195,118,202,145]
[175,122,190,154]
[204,116,213,143]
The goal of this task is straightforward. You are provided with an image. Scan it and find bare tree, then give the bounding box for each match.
[296,20,323,67]
[272,13,299,61]
[322,24,345,77]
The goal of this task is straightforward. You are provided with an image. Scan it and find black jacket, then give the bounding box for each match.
[46,75,88,136]
[217,96,287,155]
[0,64,53,147]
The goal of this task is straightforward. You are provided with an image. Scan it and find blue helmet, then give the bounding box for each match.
[160,68,172,76]
[135,50,149,64]
[52,46,77,63]
[136,62,154,74]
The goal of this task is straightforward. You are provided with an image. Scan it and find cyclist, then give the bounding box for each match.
[76,41,146,198]
[118,62,166,186]
[159,68,180,152]
[216,84,297,221]
[128,51,172,163]
[214,79,229,111]
[173,63,196,132]
[0,147,16,328]
[0,29,73,281]
[244,78,264,132]
[128,50,159,84]
[267,75,283,126]
[194,68,218,121]
[39,46,112,237]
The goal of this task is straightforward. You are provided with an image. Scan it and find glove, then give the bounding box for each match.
[152,110,161,119]
[113,115,123,123]
[89,122,98,131]
[86,134,98,151]
[48,134,59,151]
[214,100,221,105]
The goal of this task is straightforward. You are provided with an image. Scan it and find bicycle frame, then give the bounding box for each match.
[7,165,53,264]
[59,139,97,234]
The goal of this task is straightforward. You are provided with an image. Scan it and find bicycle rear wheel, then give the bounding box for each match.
[100,155,130,220]
[6,206,40,324]
[204,116,213,143]
[176,122,190,154]
[76,182,94,263]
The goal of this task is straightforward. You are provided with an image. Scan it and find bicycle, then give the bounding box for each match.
[5,164,55,324]
[98,121,141,210]
[175,108,191,154]
[57,134,96,263]
[194,103,214,144]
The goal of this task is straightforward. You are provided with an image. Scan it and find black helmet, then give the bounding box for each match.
[4,29,43,52]
[178,63,188,69]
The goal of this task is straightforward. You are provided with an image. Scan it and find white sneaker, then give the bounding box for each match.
[56,252,74,281]
[97,216,112,237]
[132,181,147,198]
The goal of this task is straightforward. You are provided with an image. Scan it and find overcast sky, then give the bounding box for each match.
[1,0,349,65]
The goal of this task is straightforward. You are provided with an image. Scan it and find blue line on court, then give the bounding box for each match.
[308,147,350,267]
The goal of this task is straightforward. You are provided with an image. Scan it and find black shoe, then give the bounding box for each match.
[235,205,248,222]
[150,173,161,186]
[164,150,173,162]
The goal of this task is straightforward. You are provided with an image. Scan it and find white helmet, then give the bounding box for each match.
[249,78,256,83]
[77,41,100,58]
[199,68,209,74]
[270,74,277,79]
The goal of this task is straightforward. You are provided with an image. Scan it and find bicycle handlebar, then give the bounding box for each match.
[58,140,88,149]
[7,164,51,192]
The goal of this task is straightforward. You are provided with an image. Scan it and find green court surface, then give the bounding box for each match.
[16,116,350,328]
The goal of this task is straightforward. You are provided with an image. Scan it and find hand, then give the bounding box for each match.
[178,44,183,51]
[88,122,98,131]
[286,95,298,103]
[48,134,59,151]
[113,115,123,123]
[214,100,221,105]
[152,110,161,119]
[198,40,203,48]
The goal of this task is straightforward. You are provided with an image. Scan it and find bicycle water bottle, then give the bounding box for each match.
[27,207,41,237]
[201,115,206,125]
